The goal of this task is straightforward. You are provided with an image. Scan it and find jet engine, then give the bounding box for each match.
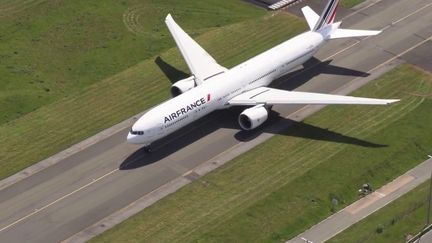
[171,76,196,97]
[238,105,269,130]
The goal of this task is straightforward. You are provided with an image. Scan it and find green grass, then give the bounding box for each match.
[341,0,365,8]
[0,12,307,180]
[329,181,430,243]
[91,65,432,242]
[0,0,264,124]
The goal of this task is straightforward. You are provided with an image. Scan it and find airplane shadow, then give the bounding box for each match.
[270,57,369,90]
[234,109,386,148]
[120,57,377,170]
[120,110,230,170]
[120,109,385,170]
[155,56,189,84]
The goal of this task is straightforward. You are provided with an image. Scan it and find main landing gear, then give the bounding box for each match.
[266,104,273,111]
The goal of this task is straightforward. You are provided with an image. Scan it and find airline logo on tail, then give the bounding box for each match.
[313,0,339,31]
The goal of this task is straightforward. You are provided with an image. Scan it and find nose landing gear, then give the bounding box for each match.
[143,146,152,153]
[144,145,153,153]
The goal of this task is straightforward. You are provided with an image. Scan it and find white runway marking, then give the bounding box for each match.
[0,169,119,233]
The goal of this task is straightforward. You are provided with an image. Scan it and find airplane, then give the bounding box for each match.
[127,0,399,151]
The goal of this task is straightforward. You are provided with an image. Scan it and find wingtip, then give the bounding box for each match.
[371,30,382,36]
[386,99,400,104]
[165,13,173,21]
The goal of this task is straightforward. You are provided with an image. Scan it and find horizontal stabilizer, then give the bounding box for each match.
[229,87,399,106]
[329,28,381,39]
[301,6,319,30]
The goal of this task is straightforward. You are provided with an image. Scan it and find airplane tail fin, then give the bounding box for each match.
[301,0,381,39]
[301,6,320,31]
[313,0,339,31]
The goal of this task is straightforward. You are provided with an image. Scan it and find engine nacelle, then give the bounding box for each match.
[238,105,269,130]
[171,76,195,97]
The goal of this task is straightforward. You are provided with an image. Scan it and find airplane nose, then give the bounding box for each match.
[127,132,141,144]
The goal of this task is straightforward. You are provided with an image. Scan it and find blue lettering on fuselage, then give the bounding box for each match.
[164,97,207,123]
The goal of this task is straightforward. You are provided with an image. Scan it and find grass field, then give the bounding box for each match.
[0,0,370,181]
[329,181,430,243]
[341,0,365,8]
[0,0,264,125]
[0,12,307,180]
[91,64,432,242]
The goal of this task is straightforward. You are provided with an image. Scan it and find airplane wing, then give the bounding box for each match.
[228,87,399,106]
[165,14,227,85]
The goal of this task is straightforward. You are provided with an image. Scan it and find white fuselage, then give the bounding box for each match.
[127,31,325,145]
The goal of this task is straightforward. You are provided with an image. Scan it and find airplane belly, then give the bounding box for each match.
[277,48,318,78]
[288,52,314,70]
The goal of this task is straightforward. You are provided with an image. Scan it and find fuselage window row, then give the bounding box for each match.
[249,69,277,85]
[164,115,189,128]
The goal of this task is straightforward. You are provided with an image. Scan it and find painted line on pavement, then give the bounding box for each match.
[1,1,430,236]
[0,169,119,233]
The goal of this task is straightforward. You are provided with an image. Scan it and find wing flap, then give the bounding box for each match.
[165,14,226,85]
[228,87,399,106]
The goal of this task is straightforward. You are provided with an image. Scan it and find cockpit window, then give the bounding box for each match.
[130,129,144,135]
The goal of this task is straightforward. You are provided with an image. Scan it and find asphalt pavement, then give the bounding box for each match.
[0,0,431,242]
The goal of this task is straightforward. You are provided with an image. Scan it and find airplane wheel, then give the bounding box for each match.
[144,146,152,153]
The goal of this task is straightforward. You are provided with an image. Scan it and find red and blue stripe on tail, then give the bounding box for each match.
[313,0,340,31]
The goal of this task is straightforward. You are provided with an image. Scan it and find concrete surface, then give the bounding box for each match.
[0,0,431,242]
[415,226,432,243]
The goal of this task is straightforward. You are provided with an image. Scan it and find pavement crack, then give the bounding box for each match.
[374,44,399,57]
[183,171,201,182]
[414,33,429,41]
